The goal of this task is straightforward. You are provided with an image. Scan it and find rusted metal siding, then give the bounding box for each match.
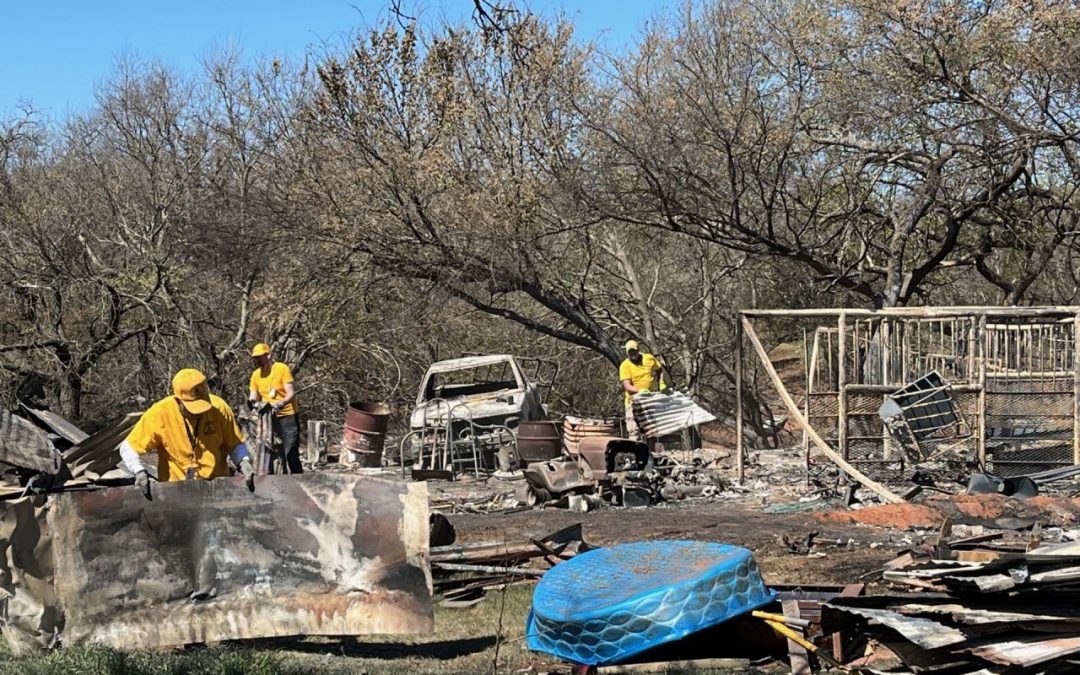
[47,473,432,648]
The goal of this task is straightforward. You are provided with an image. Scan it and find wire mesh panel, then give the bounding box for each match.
[806,393,839,444]
[982,320,1075,474]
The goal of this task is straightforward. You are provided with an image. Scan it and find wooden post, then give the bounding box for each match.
[967,319,975,381]
[782,600,811,675]
[1073,314,1080,466]
[736,315,745,483]
[881,318,890,387]
[978,315,988,467]
[838,313,848,461]
[307,420,327,464]
[741,316,904,504]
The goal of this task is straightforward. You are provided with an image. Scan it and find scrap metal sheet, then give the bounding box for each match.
[631,391,716,438]
[48,473,432,648]
[966,635,1080,667]
[0,496,60,655]
[0,411,60,474]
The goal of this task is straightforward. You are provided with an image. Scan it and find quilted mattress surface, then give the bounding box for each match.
[526,540,774,665]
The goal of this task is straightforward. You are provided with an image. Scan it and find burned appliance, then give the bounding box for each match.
[522,436,655,508]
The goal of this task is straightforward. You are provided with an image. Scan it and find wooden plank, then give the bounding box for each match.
[782,600,811,675]
[431,562,546,577]
[741,317,904,503]
[832,584,866,660]
[957,550,1006,563]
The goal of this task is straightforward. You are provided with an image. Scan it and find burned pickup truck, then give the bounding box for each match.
[406,355,555,478]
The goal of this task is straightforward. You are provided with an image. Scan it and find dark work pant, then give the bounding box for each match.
[273,414,303,474]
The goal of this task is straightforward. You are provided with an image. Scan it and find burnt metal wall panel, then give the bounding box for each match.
[0,496,59,655]
[48,473,432,648]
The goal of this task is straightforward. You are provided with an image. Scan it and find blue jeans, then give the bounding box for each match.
[272,414,303,474]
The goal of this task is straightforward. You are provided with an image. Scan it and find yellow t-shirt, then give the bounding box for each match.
[249,362,297,416]
[125,394,244,482]
[619,353,660,406]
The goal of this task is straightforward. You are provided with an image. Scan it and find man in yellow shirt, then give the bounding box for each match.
[619,340,668,440]
[248,343,302,474]
[120,368,255,499]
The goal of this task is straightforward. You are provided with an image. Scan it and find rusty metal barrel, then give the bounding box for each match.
[562,416,615,456]
[342,402,391,467]
[516,420,563,463]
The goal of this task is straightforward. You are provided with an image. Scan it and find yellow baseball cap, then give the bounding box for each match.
[172,368,213,415]
[625,340,640,353]
[251,343,271,357]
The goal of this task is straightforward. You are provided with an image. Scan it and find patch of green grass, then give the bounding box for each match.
[0,644,290,675]
[0,585,553,675]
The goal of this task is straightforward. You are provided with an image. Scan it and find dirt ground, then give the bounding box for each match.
[447,497,906,587]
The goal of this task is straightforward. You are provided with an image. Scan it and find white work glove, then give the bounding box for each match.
[239,457,256,492]
[134,470,152,500]
[271,402,284,414]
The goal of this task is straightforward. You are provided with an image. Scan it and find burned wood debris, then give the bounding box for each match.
[825,560,1080,671]
[431,522,593,607]
[0,405,139,499]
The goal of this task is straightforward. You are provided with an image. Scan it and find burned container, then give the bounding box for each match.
[562,416,615,456]
[577,436,651,480]
[343,402,391,467]
[516,420,563,464]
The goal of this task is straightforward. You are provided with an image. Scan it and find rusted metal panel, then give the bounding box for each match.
[48,473,432,648]
[967,635,1080,667]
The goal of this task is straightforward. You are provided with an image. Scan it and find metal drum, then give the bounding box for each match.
[343,402,391,466]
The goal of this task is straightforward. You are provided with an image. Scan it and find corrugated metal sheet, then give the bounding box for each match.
[822,604,968,650]
[967,635,1080,667]
[631,391,716,438]
[45,473,432,649]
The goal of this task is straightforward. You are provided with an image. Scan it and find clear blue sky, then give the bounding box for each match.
[1,1,668,121]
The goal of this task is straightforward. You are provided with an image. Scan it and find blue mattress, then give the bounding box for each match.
[526,541,774,665]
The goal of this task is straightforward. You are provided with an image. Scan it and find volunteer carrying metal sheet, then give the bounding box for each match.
[618,339,668,440]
